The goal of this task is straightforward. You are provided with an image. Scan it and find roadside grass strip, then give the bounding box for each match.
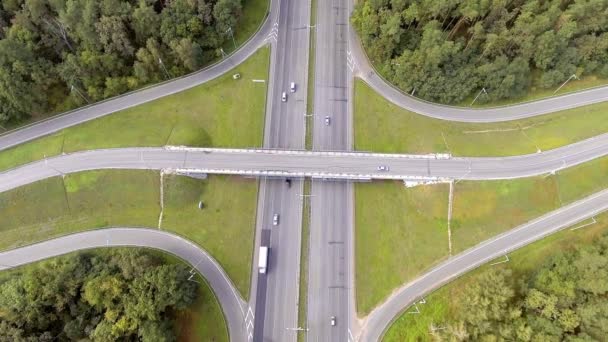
[355,156,608,316]
[382,211,608,342]
[354,80,608,157]
[0,47,269,172]
[0,171,258,299]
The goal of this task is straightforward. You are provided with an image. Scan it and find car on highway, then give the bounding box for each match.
[282,92,287,102]
[377,165,389,171]
[285,178,292,187]
[290,82,296,92]
[330,316,336,326]
[273,213,280,226]
[324,116,331,125]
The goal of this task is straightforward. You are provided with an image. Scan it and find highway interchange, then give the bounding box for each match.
[1,0,608,341]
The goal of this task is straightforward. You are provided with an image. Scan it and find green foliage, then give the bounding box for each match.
[0,0,245,123]
[434,233,608,341]
[0,249,198,341]
[352,0,608,104]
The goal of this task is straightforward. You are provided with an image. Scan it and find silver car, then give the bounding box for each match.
[324,116,331,125]
[281,92,287,102]
[377,165,389,171]
[273,213,280,226]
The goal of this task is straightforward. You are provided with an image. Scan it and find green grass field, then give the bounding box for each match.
[355,181,449,315]
[354,80,608,157]
[0,171,258,298]
[0,247,228,342]
[355,156,608,316]
[382,211,608,342]
[0,47,269,171]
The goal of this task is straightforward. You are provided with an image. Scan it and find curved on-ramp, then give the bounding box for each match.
[0,0,276,152]
[359,188,608,342]
[0,228,248,341]
[348,28,608,123]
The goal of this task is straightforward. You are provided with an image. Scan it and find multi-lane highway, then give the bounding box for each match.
[307,0,357,340]
[0,228,248,341]
[2,0,608,341]
[250,0,310,341]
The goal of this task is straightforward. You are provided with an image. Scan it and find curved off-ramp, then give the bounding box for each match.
[0,0,277,152]
[0,228,248,341]
[348,29,608,123]
[359,188,608,342]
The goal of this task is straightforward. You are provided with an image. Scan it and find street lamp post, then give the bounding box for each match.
[554,74,579,94]
[158,58,170,79]
[70,84,90,104]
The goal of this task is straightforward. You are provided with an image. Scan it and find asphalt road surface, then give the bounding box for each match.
[348,28,608,123]
[307,0,357,341]
[0,6,273,152]
[250,0,310,340]
[0,228,248,341]
[2,137,608,192]
[359,188,608,341]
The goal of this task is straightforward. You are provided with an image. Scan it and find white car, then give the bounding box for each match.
[330,316,336,326]
[281,92,287,102]
[273,213,280,226]
[377,165,389,172]
[324,116,331,125]
[290,82,296,92]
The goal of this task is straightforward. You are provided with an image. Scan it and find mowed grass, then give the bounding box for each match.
[0,47,269,171]
[0,247,229,342]
[354,80,608,156]
[355,181,449,315]
[382,211,608,342]
[162,174,258,298]
[451,156,608,253]
[355,156,608,315]
[0,171,258,299]
[0,170,159,250]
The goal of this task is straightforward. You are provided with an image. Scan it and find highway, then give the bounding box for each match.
[307,0,357,340]
[2,137,608,192]
[0,228,248,341]
[359,188,608,341]
[348,28,608,123]
[249,0,310,340]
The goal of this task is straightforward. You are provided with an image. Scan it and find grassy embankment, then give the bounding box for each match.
[382,211,608,342]
[0,46,269,171]
[355,80,608,157]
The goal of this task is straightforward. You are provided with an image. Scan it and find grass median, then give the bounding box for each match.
[355,156,608,316]
[354,80,608,157]
[382,211,608,342]
[0,46,269,171]
[0,170,258,298]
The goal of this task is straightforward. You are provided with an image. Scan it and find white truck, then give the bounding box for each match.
[258,246,269,274]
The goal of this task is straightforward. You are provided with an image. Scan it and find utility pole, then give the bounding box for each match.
[70,84,90,104]
[226,26,237,50]
[158,58,170,79]
[470,87,488,106]
[554,74,579,94]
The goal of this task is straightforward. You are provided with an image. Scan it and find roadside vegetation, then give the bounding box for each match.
[383,212,608,342]
[355,80,608,157]
[0,47,269,171]
[0,248,228,341]
[356,156,608,315]
[0,170,258,298]
[352,0,608,105]
[0,0,268,126]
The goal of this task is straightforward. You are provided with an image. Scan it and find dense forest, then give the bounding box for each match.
[352,0,608,104]
[434,233,608,341]
[0,249,198,341]
[0,0,243,124]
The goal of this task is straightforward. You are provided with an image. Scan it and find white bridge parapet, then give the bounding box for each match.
[164,145,452,160]
[173,167,450,182]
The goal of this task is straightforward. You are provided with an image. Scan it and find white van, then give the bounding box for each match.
[290,82,296,92]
